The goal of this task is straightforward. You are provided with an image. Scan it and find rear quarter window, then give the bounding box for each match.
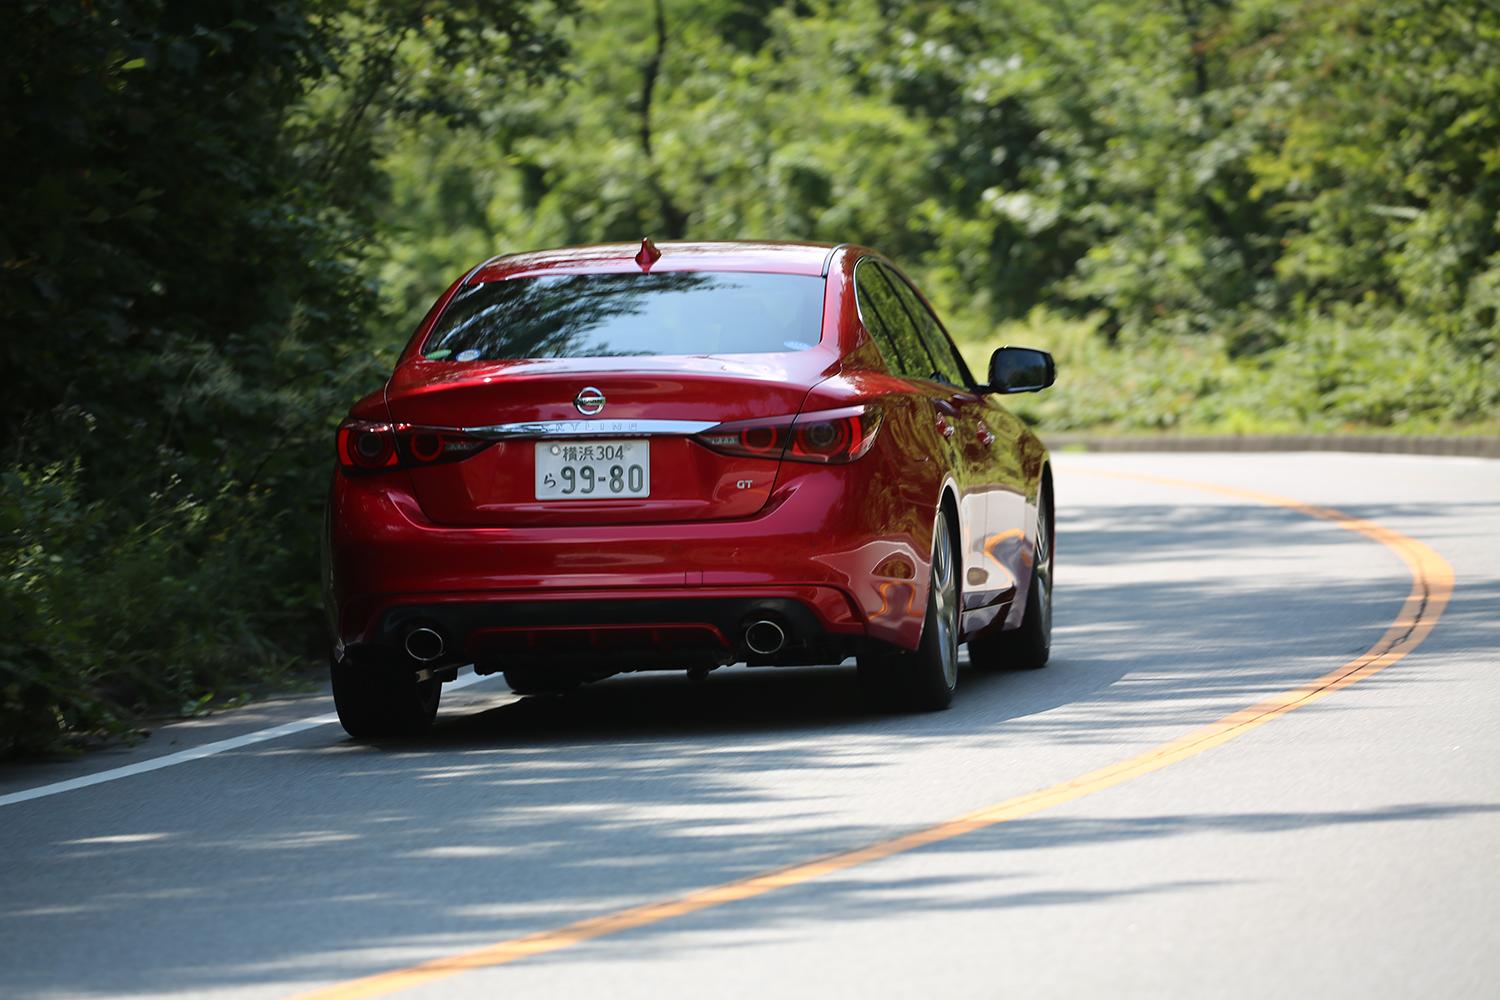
[423,271,826,360]
[879,262,973,388]
[854,257,938,380]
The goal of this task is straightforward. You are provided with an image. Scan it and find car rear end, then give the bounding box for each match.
[326,243,913,711]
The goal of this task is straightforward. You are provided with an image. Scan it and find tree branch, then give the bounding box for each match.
[638,0,689,237]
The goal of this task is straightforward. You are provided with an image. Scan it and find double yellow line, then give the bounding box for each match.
[296,471,1454,1000]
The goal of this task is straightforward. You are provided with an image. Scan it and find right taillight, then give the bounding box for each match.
[694,405,882,464]
[336,420,492,474]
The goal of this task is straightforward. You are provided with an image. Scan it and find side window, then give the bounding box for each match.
[854,257,940,380]
[853,257,911,374]
[879,263,973,388]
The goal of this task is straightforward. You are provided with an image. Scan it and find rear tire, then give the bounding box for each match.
[859,511,960,712]
[331,658,441,738]
[969,486,1052,671]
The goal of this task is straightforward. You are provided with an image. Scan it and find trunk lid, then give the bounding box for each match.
[384,356,833,527]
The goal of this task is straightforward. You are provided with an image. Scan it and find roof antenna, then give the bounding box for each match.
[635,236,662,272]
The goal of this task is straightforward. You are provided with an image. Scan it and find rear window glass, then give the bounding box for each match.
[423,271,826,360]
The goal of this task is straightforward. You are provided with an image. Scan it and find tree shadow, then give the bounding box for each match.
[0,498,1491,996]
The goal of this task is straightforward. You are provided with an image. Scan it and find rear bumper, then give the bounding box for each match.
[345,588,866,673]
[327,463,935,668]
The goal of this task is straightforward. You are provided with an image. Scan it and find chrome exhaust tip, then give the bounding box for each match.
[404,626,446,663]
[744,619,786,656]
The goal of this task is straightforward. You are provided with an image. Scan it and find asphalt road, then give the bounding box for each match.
[3,452,1497,999]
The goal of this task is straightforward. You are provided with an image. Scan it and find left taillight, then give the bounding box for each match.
[337,421,398,472]
[336,420,491,474]
[694,405,883,465]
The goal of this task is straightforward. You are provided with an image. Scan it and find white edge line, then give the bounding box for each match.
[0,670,499,809]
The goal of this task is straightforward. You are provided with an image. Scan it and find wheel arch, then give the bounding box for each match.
[938,483,965,609]
[1038,461,1054,560]
[938,484,963,561]
[1005,460,1054,631]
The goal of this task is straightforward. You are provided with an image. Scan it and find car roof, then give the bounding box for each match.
[467,240,842,282]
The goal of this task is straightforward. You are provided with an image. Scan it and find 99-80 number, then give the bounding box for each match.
[557,464,645,495]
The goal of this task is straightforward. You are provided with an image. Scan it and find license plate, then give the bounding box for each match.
[535,439,650,499]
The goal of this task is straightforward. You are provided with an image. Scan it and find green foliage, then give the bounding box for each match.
[0,464,292,754]
[379,0,1498,416]
[0,0,572,755]
[378,0,937,335]
[963,307,1500,434]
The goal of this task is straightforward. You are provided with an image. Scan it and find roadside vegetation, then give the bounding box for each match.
[4,0,1497,754]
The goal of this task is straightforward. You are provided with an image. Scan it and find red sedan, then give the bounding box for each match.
[325,240,1055,736]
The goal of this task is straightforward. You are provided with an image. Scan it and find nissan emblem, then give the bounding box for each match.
[574,386,606,416]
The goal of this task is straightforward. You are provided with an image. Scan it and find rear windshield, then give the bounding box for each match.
[423,271,826,360]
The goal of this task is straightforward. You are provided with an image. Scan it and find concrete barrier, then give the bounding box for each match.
[1041,433,1500,458]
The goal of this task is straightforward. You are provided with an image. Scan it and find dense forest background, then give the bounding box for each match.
[3,0,1497,753]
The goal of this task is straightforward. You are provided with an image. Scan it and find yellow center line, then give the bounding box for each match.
[292,470,1454,1000]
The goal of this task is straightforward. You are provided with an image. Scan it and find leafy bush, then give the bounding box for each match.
[0,464,298,755]
[961,307,1500,435]
[0,1,572,755]
[376,0,1498,434]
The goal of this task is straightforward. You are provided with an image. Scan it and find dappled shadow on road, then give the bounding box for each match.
[0,496,1491,997]
[556,800,1500,965]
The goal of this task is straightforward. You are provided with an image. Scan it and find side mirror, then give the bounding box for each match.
[986,346,1056,394]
